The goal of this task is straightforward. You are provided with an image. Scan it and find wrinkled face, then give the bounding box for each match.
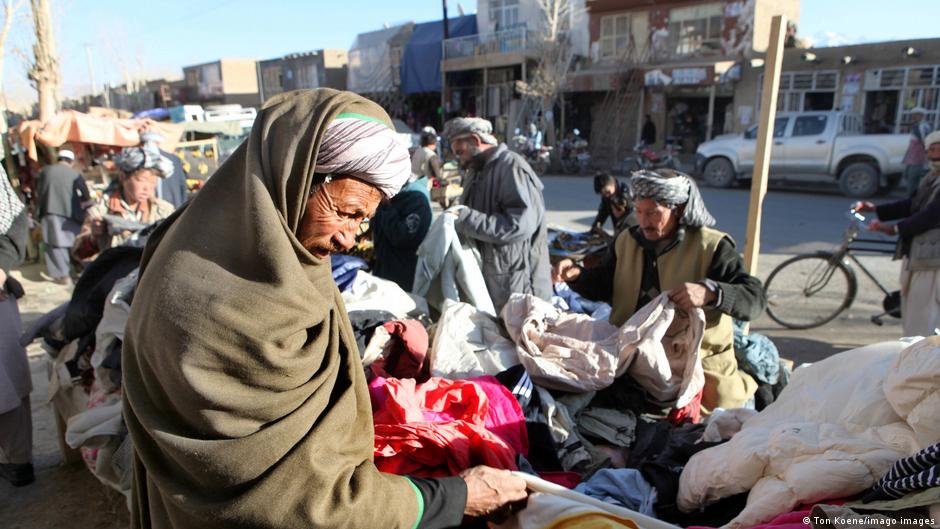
[451,136,483,168]
[297,177,382,259]
[600,183,617,199]
[121,169,157,204]
[634,198,680,242]
[928,143,940,161]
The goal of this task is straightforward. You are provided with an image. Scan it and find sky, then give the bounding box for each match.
[1,0,938,111]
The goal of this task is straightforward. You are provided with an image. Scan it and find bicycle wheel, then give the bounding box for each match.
[764,253,858,329]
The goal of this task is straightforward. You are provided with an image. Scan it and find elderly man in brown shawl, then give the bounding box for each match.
[123,89,526,529]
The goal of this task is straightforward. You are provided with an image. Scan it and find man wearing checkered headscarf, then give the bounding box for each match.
[554,168,767,412]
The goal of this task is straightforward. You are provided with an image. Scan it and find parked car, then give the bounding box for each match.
[695,111,908,197]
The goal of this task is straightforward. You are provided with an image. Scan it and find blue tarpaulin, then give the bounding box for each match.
[400,15,476,94]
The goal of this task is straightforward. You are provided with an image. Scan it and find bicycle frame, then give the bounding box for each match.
[827,216,896,297]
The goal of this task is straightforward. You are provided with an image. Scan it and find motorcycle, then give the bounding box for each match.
[621,141,680,173]
[511,129,552,176]
[560,129,592,175]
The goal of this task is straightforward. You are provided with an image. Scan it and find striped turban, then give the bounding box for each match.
[315,114,411,199]
[629,168,716,228]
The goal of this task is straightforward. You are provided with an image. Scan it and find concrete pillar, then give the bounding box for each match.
[706,84,717,140]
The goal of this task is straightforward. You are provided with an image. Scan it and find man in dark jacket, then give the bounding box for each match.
[553,169,766,411]
[591,171,633,238]
[36,149,90,284]
[371,177,432,291]
[443,117,552,313]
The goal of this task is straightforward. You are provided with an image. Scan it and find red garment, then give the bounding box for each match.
[469,375,528,457]
[667,387,703,425]
[371,377,523,477]
[370,320,430,382]
[538,471,583,489]
[687,509,811,529]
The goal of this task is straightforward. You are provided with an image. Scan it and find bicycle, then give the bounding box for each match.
[763,209,900,329]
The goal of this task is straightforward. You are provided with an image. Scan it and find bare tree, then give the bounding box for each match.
[515,0,580,151]
[0,0,27,181]
[28,0,58,121]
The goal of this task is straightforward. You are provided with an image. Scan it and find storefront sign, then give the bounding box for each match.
[843,72,861,96]
[645,67,713,86]
[645,69,671,86]
[650,93,665,113]
[672,68,709,85]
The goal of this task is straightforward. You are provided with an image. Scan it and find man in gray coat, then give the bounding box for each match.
[444,117,552,312]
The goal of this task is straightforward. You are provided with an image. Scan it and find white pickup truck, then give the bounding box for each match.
[695,111,909,197]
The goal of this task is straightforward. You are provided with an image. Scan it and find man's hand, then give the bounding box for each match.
[852,201,876,213]
[459,466,528,518]
[445,205,466,218]
[868,219,898,236]
[0,268,7,301]
[552,258,581,284]
[669,282,716,312]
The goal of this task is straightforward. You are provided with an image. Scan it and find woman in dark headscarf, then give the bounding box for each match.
[72,143,175,261]
[123,89,525,529]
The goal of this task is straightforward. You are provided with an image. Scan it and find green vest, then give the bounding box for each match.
[610,227,756,410]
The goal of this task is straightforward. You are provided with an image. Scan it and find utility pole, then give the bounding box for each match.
[84,43,96,98]
[442,0,449,39]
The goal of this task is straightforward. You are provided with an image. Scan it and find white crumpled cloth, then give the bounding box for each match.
[501,292,705,409]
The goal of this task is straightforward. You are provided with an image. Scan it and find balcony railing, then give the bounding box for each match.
[443,27,538,60]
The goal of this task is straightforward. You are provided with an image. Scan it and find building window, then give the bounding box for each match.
[759,71,840,112]
[866,65,940,133]
[262,66,283,92]
[490,0,520,31]
[600,14,631,59]
[667,3,723,56]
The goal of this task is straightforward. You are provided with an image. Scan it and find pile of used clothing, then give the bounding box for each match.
[360,279,940,529]
[29,234,940,529]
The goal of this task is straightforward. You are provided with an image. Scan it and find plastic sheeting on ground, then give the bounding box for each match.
[413,213,496,316]
[501,293,704,409]
[429,299,519,379]
[678,338,940,529]
[370,376,525,477]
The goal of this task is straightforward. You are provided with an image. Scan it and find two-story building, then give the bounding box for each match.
[258,50,349,103]
[732,37,940,136]
[441,0,590,138]
[566,0,798,161]
[182,58,260,107]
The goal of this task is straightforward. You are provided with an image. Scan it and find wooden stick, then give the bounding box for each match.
[743,15,787,276]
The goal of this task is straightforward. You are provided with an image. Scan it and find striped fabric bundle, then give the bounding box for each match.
[863,442,940,502]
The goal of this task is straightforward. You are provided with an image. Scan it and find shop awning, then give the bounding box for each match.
[16,110,184,161]
[400,15,477,94]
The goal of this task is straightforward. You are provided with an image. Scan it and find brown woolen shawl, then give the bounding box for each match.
[123,89,421,529]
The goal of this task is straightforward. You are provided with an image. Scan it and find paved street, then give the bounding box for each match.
[541,175,904,363]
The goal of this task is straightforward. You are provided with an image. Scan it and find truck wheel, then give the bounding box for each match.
[839,163,879,198]
[702,157,736,188]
